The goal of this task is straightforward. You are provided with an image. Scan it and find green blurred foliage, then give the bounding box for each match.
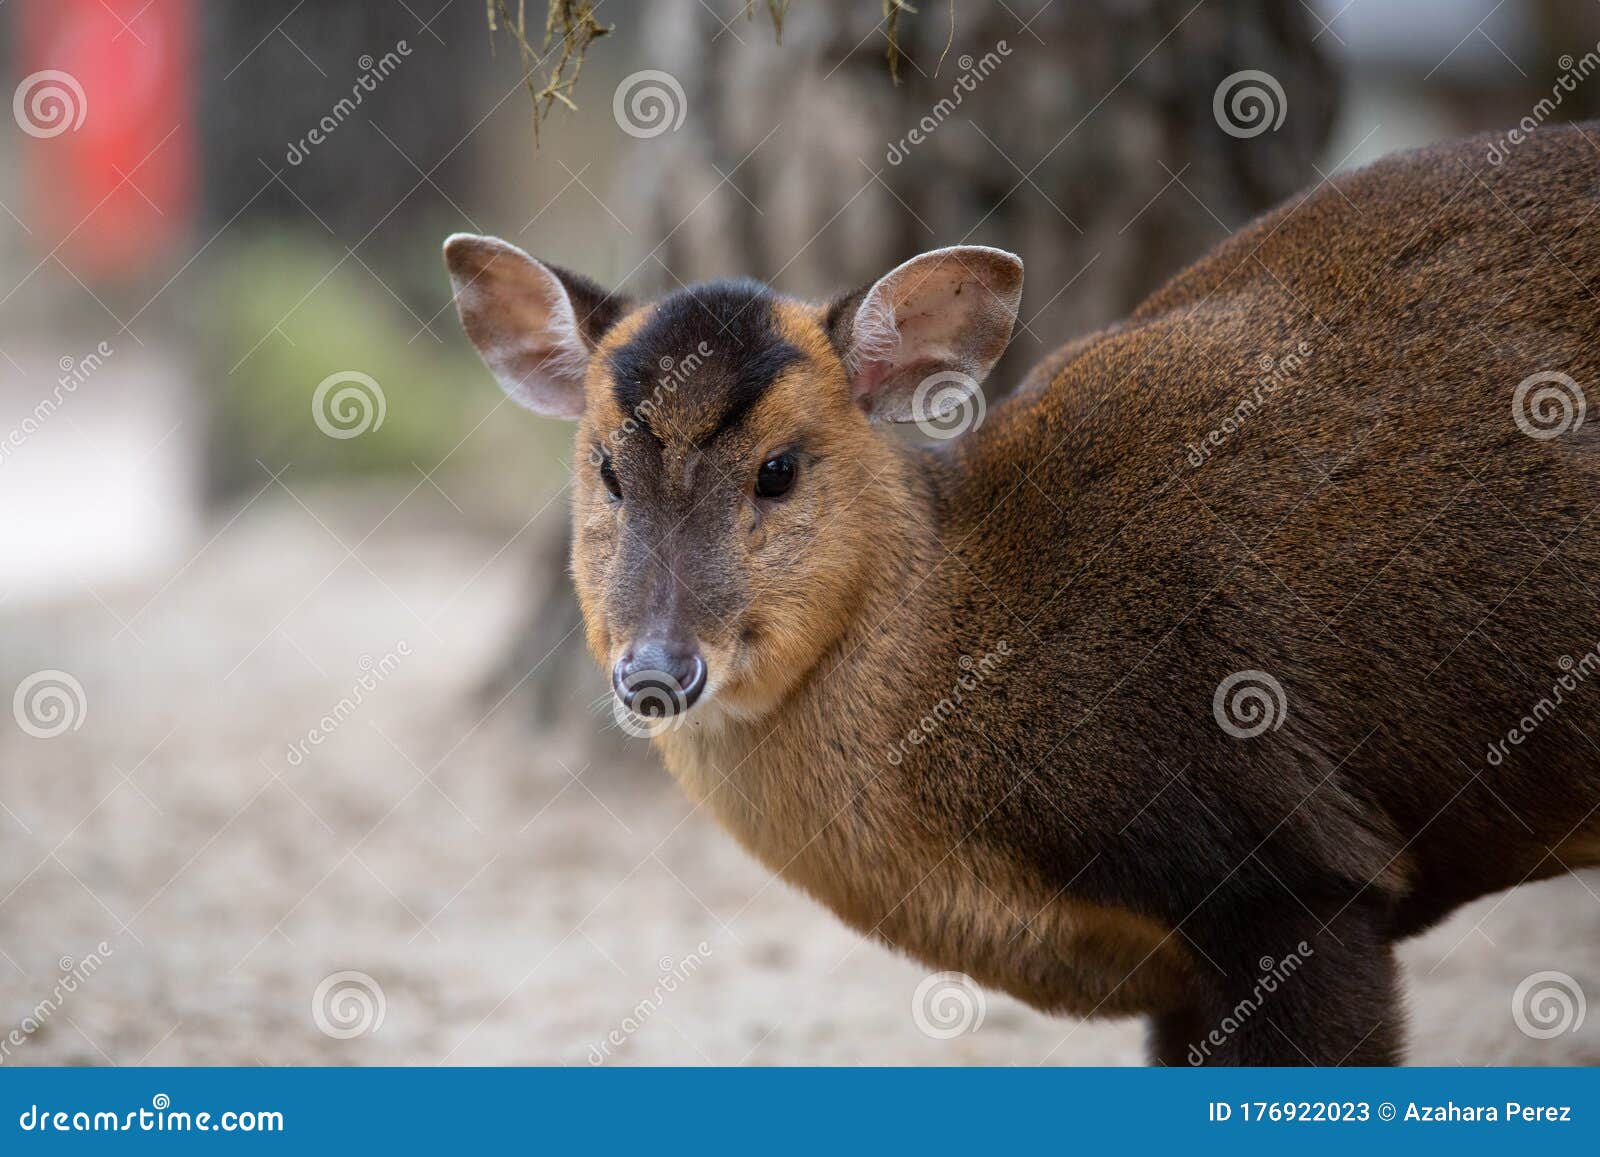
[201,227,571,503]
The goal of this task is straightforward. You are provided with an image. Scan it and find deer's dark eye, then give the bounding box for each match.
[598,454,622,500]
[755,452,797,500]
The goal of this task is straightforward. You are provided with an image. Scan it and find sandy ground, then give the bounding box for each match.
[2,487,1599,1067]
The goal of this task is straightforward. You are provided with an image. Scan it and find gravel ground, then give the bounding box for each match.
[2,489,1598,1067]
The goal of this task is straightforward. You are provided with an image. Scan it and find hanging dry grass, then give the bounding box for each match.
[489,0,943,143]
[486,0,611,143]
[745,0,794,44]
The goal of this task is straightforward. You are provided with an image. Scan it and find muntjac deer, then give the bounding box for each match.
[445,124,1600,1065]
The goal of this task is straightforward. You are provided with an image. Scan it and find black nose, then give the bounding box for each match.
[612,642,707,716]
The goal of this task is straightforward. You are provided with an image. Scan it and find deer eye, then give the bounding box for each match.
[598,453,622,500]
[755,452,797,500]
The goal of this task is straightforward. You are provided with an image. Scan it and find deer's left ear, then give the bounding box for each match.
[826,246,1023,422]
[443,233,630,419]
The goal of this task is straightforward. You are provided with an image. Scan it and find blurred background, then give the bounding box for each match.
[2,0,1599,1065]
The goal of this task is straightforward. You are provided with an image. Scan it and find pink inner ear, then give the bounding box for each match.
[851,360,891,408]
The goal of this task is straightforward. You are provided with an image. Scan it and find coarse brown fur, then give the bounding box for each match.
[447,123,1600,1065]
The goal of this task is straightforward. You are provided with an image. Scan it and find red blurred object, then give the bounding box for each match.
[17,0,195,279]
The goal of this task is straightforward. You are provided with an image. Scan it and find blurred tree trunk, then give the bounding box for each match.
[490,0,1341,733]
[632,0,1339,379]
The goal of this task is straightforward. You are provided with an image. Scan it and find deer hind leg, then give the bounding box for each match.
[1146,902,1404,1067]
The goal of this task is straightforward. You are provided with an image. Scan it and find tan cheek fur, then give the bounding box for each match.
[704,305,893,716]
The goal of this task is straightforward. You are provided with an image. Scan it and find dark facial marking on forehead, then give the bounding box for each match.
[607,279,802,443]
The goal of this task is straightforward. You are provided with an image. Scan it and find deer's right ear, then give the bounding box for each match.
[443,233,629,419]
[825,246,1022,423]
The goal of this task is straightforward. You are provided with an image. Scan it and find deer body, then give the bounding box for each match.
[448,124,1600,1065]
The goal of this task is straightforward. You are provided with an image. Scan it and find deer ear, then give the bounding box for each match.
[443,233,629,419]
[827,246,1023,423]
